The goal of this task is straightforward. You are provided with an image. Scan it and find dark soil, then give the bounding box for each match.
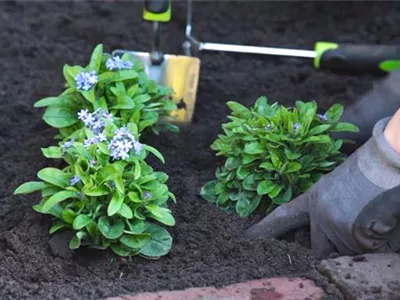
[1,1,400,299]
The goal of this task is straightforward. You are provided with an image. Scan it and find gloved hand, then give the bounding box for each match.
[338,70,400,147]
[246,117,400,257]
[353,174,400,253]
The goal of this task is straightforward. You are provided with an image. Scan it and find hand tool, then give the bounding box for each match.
[184,0,400,73]
[113,0,201,124]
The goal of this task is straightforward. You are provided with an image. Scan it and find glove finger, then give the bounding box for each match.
[310,221,336,258]
[352,222,392,253]
[245,193,310,239]
[353,218,400,252]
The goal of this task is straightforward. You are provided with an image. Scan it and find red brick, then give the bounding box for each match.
[108,277,323,300]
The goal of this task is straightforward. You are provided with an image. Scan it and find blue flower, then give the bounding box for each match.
[62,138,75,150]
[144,191,152,200]
[70,175,81,186]
[317,113,328,122]
[106,57,133,71]
[108,127,140,160]
[264,124,273,131]
[75,71,98,91]
[293,123,301,131]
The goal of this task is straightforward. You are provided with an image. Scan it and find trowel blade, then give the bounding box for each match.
[112,50,200,124]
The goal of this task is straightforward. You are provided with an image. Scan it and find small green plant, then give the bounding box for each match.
[35,44,178,140]
[15,111,176,257]
[201,97,359,218]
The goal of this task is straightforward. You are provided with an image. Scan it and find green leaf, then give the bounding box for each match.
[132,94,151,103]
[69,231,87,250]
[146,204,175,226]
[139,224,172,257]
[244,142,264,155]
[308,124,331,135]
[109,70,138,82]
[73,215,93,230]
[88,44,103,72]
[318,161,337,168]
[128,192,142,203]
[108,191,124,217]
[236,193,261,218]
[41,146,62,159]
[330,122,359,133]
[143,145,165,163]
[270,150,281,168]
[243,174,257,191]
[83,186,109,196]
[98,217,125,239]
[325,104,344,123]
[97,162,125,183]
[34,96,71,108]
[300,135,331,144]
[227,101,251,118]
[14,181,47,195]
[134,160,141,180]
[259,162,275,171]
[118,203,133,219]
[110,244,132,257]
[120,233,150,249]
[43,105,78,128]
[242,155,258,164]
[217,191,230,205]
[257,180,274,195]
[285,162,302,173]
[272,187,293,204]
[126,219,146,233]
[49,222,67,234]
[214,182,225,194]
[42,191,78,213]
[225,157,241,170]
[111,95,135,110]
[80,89,96,104]
[62,208,76,224]
[284,148,302,160]
[269,184,283,198]
[114,177,125,194]
[236,166,252,180]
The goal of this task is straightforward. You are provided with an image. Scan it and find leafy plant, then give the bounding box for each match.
[34,44,178,140]
[15,111,176,258]
[201,96,358,218]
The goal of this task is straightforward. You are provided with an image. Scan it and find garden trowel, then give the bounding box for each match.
[113,0,200,124]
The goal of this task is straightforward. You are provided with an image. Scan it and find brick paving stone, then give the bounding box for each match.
[107,277,323,300]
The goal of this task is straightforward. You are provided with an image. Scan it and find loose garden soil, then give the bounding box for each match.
[1,1,400,299]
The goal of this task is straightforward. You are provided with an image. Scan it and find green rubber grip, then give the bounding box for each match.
[143,0,171,22]
[314,42,400,73]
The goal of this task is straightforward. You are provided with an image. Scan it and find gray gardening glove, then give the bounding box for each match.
[338,70,400,147]
[353,184,400,253]
[246,117,400,257]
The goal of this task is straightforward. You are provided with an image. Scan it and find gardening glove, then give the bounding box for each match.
[338,70,400,147]
[246,117,400,257]
[353,184,400,253]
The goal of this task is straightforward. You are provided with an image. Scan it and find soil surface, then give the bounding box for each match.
[1,1,400,299]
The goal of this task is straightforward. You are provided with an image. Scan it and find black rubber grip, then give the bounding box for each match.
[319,44,400,73]
[144,0,170,14]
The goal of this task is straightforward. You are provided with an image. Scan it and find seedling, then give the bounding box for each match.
[34,44,178,140]
[15,112,176,258]
[201,97,359,217]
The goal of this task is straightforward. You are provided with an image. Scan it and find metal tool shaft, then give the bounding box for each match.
[199,42,316,58]
[151,21,164,64]
[185,0,316,59]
